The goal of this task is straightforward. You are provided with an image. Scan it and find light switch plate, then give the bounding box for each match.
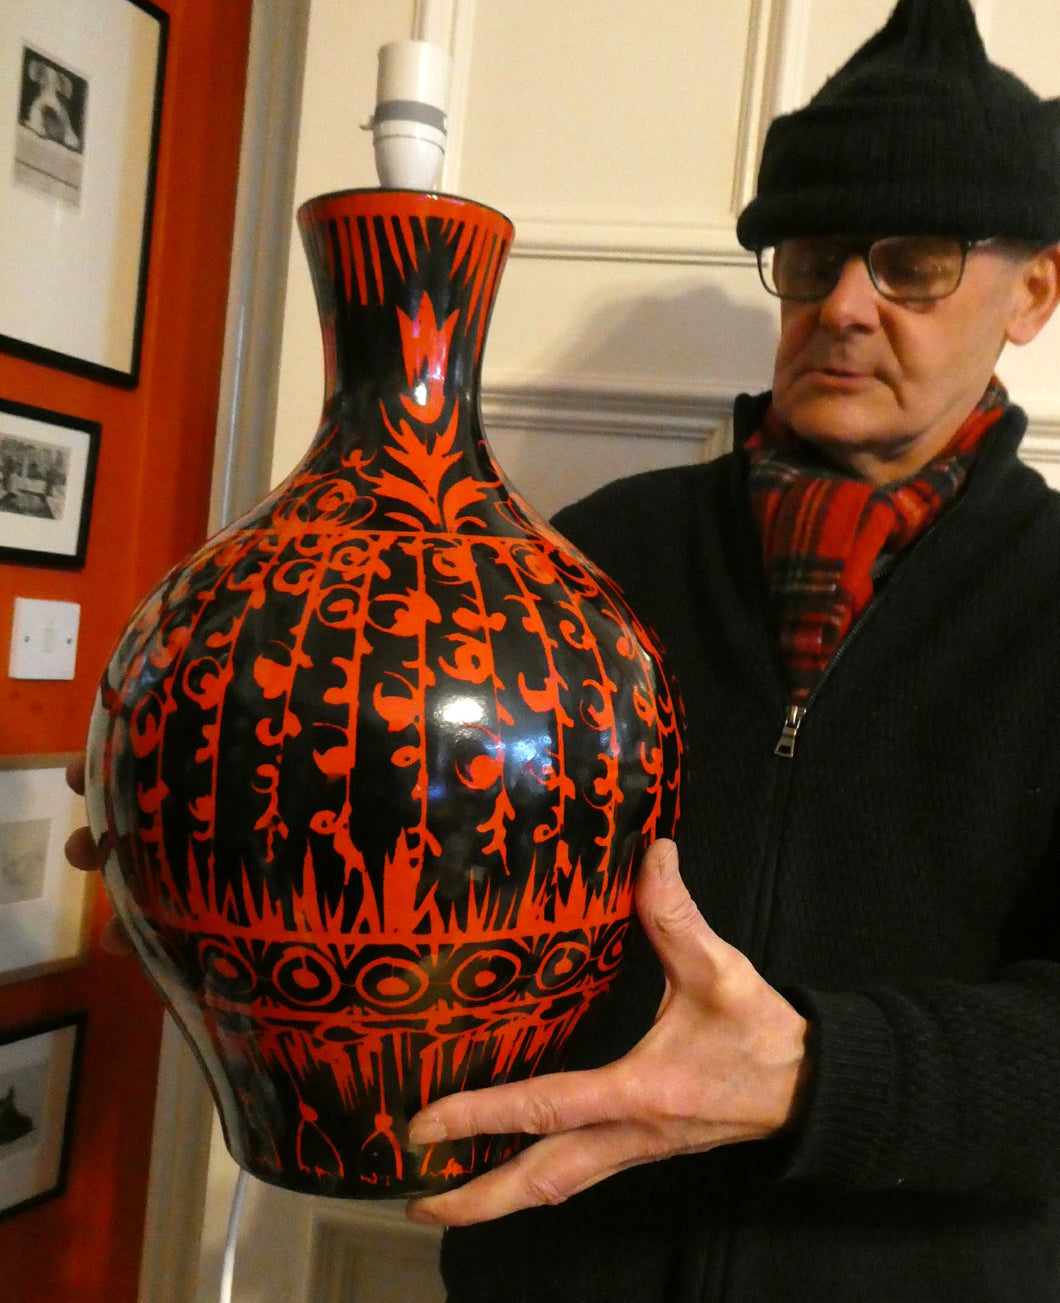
[9,597,80,680]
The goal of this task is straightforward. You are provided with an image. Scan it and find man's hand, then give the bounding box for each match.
[64,754,104,873]
[64,753,130,954]
[406,839,810,1227]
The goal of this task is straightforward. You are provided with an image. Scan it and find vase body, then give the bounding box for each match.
[86,190,681,1198]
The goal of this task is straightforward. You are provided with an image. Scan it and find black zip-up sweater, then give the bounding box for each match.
[441,394,1060,1301]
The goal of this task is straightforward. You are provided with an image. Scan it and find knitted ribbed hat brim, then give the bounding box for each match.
[737,0,1060,248]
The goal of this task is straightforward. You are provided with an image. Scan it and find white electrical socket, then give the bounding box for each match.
[8,597,80,681]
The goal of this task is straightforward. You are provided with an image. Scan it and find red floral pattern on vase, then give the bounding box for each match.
[85,190,682,1197]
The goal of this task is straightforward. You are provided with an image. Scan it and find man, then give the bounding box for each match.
[396,1,1060,1299]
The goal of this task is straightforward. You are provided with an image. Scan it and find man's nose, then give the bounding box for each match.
[817,255,882,330]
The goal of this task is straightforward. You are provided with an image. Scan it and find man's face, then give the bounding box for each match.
[771,242,1041,483]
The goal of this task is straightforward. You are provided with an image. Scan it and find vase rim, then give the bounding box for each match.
[298,187,514,237]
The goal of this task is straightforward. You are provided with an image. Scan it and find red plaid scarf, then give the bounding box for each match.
[747,380,1008,705]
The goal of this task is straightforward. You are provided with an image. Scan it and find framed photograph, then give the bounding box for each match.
[0,0,168,387]
[0,756,91,985]
[0,1013,85,1221]
[0,398,99,568]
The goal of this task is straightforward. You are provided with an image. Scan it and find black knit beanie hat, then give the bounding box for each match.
[736,0,1060,249]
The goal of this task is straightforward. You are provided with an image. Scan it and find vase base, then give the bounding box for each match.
[230,1131,529,1201]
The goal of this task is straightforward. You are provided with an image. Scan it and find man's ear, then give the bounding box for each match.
[1006,245,1060,346]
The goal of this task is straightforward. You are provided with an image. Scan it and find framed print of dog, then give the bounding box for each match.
[0,1,167,387]
[0,1014,85,1221]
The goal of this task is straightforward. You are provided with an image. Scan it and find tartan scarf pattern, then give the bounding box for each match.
[747,380,1008,705]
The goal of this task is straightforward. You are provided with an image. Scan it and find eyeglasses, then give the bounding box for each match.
[755,235,994,303]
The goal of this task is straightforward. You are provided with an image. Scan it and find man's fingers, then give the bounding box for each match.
[408,1068,624,1147]
[636,839,722,975]
[65,754,86,795]
[636,839,705,943]
[407,1118,666,1227]
[407,844,722,1152]
[65,824,103,873]
[63,756,103,875]
[100,915,134,956]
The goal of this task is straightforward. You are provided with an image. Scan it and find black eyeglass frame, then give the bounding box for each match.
[754,236,997,304]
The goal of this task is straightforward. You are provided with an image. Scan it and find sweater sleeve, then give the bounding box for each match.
[782,954,1060,1198]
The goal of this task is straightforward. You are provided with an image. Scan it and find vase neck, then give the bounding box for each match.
[298,191,514,427]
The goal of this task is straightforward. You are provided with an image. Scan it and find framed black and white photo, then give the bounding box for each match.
[0,398,99,568]
[0,1014,84,1221]
[0,757,91,985]
[15,45,89,205]
[0,0,168,387]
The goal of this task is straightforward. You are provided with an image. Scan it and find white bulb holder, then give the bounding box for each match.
[368,39,452,191]
[373,135,446,191]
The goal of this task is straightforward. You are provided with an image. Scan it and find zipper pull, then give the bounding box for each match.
[774,703,806,759]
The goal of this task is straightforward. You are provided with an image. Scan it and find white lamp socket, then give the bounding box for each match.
[370,39,452,190]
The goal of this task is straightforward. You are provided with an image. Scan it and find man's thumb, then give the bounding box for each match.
[635,839,710,961]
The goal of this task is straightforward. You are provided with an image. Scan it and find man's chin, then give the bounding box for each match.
[777,391,892,449]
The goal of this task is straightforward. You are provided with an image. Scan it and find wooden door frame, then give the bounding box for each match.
[138,2,310,1297]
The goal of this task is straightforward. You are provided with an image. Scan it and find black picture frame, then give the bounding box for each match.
[0,0,168,388]
[0,1013,85,1222]
[0,755,92,983]
[0,398,100,569]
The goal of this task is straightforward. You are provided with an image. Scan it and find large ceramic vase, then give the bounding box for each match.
[85,189,682,1198]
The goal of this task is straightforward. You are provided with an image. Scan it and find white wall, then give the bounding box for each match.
[269,0,1060,514]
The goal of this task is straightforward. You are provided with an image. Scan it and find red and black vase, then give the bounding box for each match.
[85,189,682,1198]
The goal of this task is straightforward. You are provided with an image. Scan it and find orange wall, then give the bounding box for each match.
[0,2,252,1299]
